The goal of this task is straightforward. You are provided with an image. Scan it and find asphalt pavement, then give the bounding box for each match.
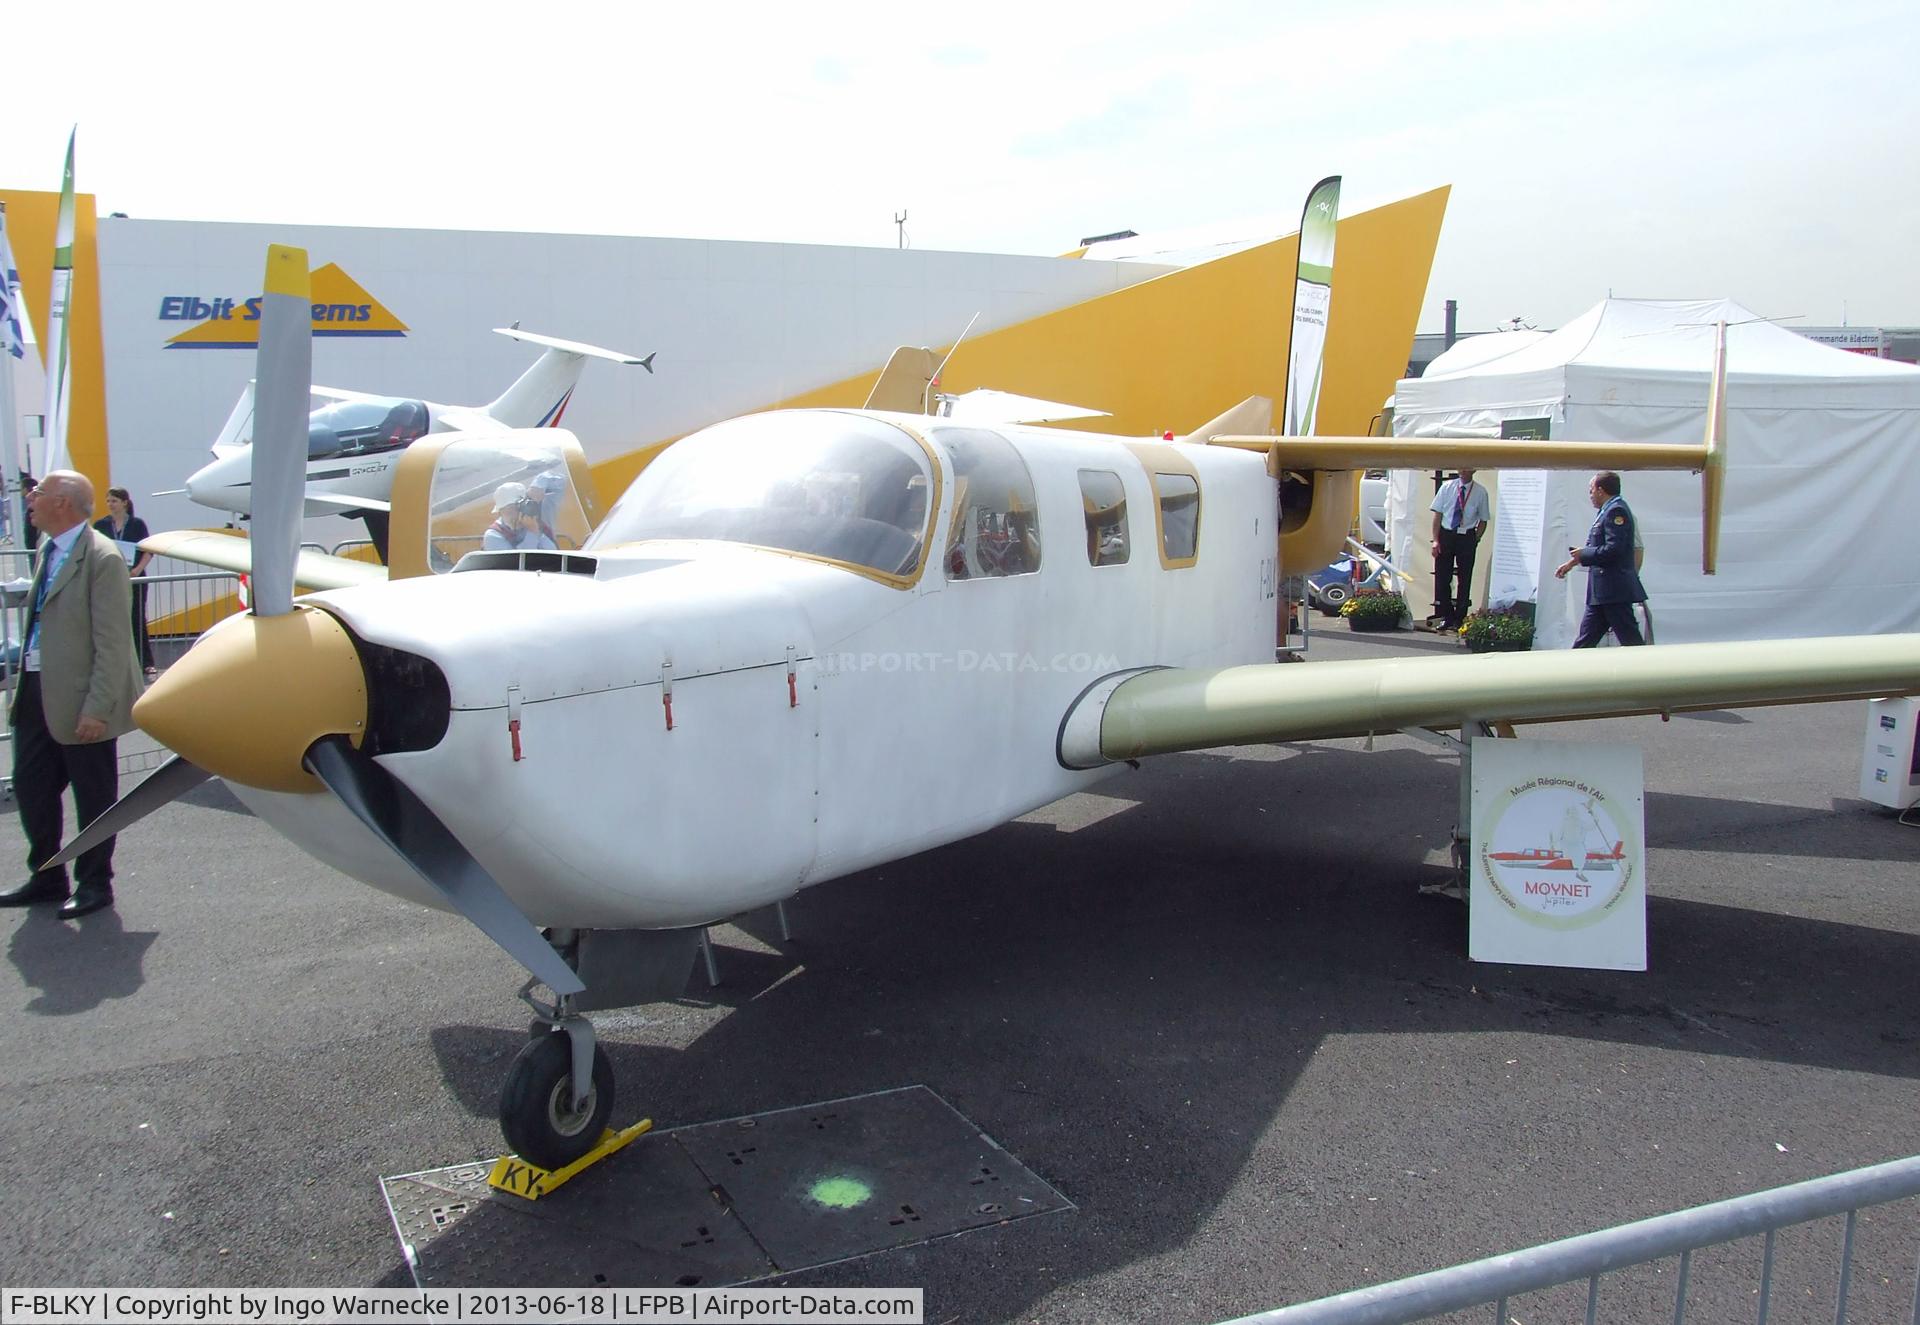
[1,623,1916,1323]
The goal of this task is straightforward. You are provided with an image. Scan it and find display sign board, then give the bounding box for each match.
[1485,418,1550,611]
[1859,697,1920,809]
[1485,468,1546,609]
[1469,737,1647,970]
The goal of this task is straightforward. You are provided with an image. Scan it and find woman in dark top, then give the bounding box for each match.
[95,485,157,677]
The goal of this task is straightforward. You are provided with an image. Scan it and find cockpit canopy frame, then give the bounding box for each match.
[592,410,942,588]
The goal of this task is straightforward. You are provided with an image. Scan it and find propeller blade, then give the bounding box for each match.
[303,737,584,997]
[249,244,313,618]
[41,754,212,871]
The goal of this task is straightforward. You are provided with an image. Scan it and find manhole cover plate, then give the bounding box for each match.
[382,1085,1071,1287]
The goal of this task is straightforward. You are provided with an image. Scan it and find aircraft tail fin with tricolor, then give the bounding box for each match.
[485,328,655,429]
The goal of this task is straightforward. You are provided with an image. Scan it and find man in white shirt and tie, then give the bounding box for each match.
[1428,467,1489,632]
[0,471,142,919]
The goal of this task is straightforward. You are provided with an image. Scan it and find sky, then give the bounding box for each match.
[6,0,1918,334]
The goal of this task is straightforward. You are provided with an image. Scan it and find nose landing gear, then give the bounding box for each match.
[502,983,613,1172]
[491,926,706,1177]
[501,1021,613,1171]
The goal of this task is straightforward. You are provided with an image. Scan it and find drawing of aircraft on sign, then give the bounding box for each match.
[1488,842,1626,873]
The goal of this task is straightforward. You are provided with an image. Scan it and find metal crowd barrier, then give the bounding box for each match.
[1226,1155,1920,1325]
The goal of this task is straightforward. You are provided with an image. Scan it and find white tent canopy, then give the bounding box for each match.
[1418,328,1549,380]
[1391,298,1920,648]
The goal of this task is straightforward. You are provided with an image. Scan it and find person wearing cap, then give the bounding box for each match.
[526,470,568,546]
[483,482,557,552]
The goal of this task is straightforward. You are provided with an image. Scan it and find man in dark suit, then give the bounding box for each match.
[1554,471,1648,648]
[0,470,142,918]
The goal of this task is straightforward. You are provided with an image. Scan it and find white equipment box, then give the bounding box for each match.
[1860,697,1920,809]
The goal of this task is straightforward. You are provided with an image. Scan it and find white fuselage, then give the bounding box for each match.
[183,401,522,520]
[227,411,1279,929]
[184,338,591,520]
[185,444,411,519]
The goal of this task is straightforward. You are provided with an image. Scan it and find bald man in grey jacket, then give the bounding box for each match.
[1,471,143,919]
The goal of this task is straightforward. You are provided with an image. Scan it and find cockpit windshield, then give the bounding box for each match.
[591,412,934,580]
[306,397,430,461]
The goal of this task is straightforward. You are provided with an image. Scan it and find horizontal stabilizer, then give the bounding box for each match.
[1206,434,1714,472]
[492,327,654,367]
[1060,634,1920,767]
[141,529,386,593]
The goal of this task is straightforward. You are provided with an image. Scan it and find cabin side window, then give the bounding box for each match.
[1154,472,1201,566]
[1078,469,1129,566]
[936,428,1042,580]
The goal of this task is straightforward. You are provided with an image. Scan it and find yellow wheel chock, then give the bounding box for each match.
[486,1118,654,1201]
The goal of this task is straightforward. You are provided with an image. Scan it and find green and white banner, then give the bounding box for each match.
[43,127,77,476]
[1282,175,1340,436]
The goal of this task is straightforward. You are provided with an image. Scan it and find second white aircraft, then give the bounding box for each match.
[180,327,653,552]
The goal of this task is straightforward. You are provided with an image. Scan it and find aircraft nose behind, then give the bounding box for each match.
[134,606,368,793]
[184,451,250,515]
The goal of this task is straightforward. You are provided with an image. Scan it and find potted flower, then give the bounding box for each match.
[1459,604,1536,652]
[1340,588,1409,632]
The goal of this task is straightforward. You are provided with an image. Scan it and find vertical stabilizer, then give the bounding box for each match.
[485,347,590,429]
[863,346,941,413]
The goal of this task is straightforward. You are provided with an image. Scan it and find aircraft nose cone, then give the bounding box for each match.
[135,606,368,793]
[185,454,244,512]
[184,459,217,503]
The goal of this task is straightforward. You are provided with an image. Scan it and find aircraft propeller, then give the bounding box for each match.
[48,245,325,871]
[245,245,311,618]
[50,248,582,999]
[50,242,615,1169]
[302,737,583,998]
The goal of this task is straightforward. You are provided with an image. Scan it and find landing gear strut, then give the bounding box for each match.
[491,924,709,1172]
[503,982,612,1171]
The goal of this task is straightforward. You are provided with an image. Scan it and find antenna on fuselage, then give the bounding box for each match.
[926,311,982,416]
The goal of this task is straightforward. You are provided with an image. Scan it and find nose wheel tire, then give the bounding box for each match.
[499,1031,614,1171]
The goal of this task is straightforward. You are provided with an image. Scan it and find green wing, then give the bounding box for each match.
[1062,636,1920,767]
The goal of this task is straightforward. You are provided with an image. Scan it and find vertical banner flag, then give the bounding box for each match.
[1282,175,1341,437]
[0,203,24,360]
[43,127,78,475]
[0,204,24,542]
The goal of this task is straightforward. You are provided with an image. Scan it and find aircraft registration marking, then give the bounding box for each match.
[485,1118,654,1201]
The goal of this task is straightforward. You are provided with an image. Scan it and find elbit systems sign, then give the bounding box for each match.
[159,262,408,348]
